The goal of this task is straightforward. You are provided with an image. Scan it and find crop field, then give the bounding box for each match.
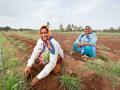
[0,31,120,90]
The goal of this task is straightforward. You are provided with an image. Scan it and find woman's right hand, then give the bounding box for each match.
[78,43,81,47]
[24,67,31,77]
[46,40,51,49]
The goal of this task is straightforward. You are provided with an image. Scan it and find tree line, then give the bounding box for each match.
[0,24,120,33]
[0,26,33,32]
[100,27,120,33]
[56,24,84,32]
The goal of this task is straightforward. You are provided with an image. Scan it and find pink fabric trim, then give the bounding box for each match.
[38,54,44,65]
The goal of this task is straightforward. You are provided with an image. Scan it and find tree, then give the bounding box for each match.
[46,22,50,27]
[78,26,83,31]
[59,24,64,31]
[110,27,114,31]
[71,24,74,31]
[66,24,72,31]
[118,27,120,31]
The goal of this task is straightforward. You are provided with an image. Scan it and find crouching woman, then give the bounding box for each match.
[24,26,64,86]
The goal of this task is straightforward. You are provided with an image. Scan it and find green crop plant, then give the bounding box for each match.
[59,75,81,90]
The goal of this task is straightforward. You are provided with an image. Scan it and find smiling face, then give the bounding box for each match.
[40,27,49,41]
[84,26,92,35]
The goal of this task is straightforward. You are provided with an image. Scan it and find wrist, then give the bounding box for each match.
[36,75,40,80]
[26,64,32,68]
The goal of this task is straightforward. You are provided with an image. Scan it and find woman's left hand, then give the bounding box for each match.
[31,77,39,86]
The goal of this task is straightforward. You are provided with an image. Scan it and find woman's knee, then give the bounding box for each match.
[73,42,81,52]
[84,46,92,50]
[73,42,77,50]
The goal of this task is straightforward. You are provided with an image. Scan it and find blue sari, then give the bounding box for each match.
[73,32,97,58]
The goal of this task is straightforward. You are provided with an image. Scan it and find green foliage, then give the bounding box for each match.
[8,37,27,52]
[0,26,12,31]
[0,33,6,45]
[0,35,25,90]
[102,27,120,33]
[5,74,17,90]
[4,73,25,90]
[99,54,108,61]
[86,60,105,75]
[59,24,64,31]
[59,75,80,90]
[2,45,22,71]
[0,37,5,44]
[58,24,83,32]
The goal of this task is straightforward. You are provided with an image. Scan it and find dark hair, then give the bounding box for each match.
[40,26,49,33]
[85,26,92,30]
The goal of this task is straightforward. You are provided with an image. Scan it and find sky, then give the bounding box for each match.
[0,0,120,30]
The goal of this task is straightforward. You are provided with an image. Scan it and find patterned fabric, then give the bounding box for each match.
[73,43,96,58]
[73,32,97,58]
[75,32,97,46]
[38,51,62,65]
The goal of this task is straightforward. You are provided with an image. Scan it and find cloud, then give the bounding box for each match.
[111,4,120,9]
[71,0,103,14]
[0,0,120,29]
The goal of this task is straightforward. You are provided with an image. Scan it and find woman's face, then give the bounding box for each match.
[84,27,92,35]
[40,28,48,41]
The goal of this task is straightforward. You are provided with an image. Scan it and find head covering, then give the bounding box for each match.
[39,25,51,38]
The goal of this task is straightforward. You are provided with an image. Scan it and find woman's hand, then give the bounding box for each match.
[78,43,81,47]
[46,40,51,49]
[31,77,39,86]
[24,67,31,77]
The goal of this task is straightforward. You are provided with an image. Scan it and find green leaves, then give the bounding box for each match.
[59,75,80,90]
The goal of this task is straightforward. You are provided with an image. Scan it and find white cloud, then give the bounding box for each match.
[71,0,103,15]
[111,4,120,9]
[0,0,120,29]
